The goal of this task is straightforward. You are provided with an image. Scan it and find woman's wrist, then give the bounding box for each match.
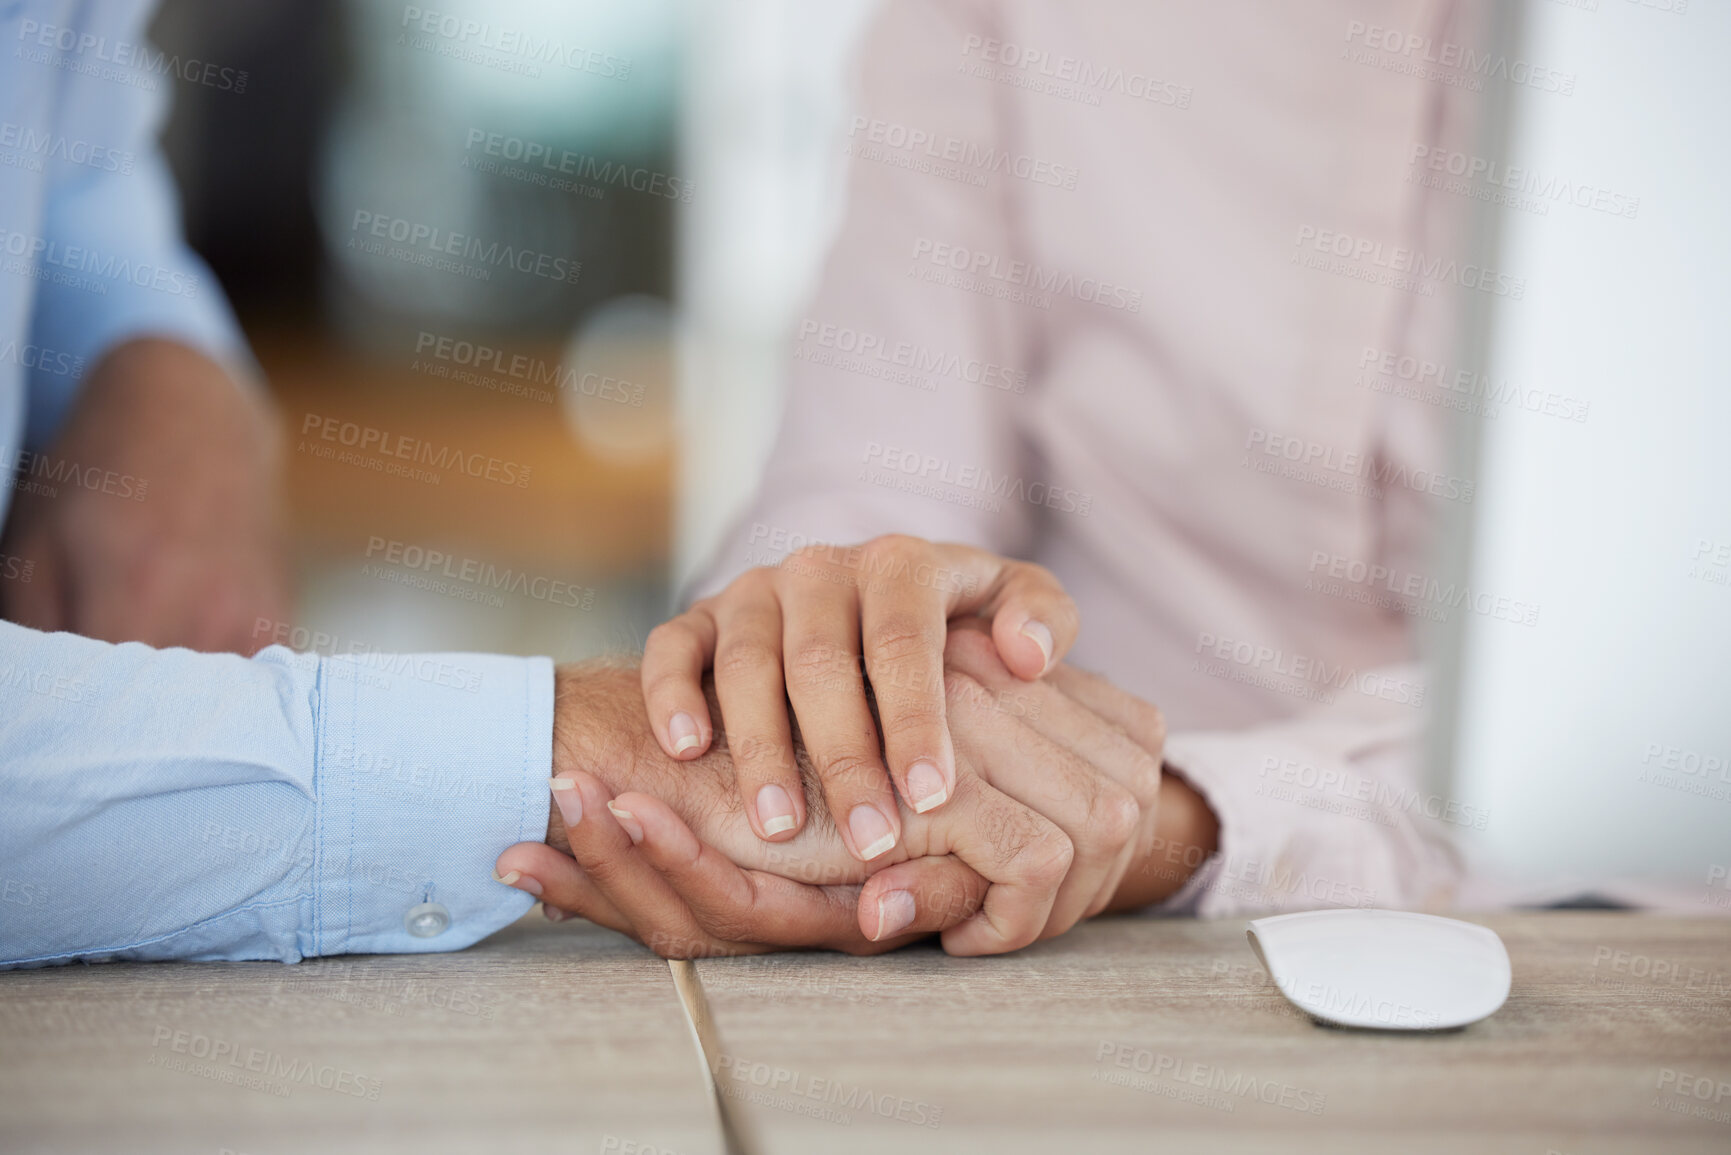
[1105,770,1220,913]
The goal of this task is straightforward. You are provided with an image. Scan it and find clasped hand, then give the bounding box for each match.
[497,619,1179,957]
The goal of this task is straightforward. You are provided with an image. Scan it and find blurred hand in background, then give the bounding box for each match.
[0,337,289,654]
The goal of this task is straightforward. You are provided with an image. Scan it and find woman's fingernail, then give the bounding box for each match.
[669,712,702,756]
[756,783,798,836]
[875,890,917,939]
[906,760,948,813]
[607,801,645,844]
[543,905,569,923]
[549,777,583,827]
[848,804,897,861]
[1020,620,1054,674]
[494,869,543,898]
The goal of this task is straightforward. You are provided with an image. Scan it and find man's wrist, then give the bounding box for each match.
[545,661,653,852]
[546,665,584,852]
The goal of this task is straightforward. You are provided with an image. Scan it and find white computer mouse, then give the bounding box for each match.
[1246,909,1511,1030]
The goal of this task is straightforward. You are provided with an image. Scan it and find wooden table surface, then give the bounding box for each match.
[2,912,1726,1154]
[0,916,721,1155]
[692,912,1731,1155]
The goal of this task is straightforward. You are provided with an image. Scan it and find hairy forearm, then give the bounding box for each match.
[547,661,688,853]
[1104,772,1220,913]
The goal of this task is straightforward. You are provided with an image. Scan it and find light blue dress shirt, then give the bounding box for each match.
[0,0,549,966]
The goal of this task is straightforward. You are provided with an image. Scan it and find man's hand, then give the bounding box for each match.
[496,623,1220,956]
[0,338,289,653]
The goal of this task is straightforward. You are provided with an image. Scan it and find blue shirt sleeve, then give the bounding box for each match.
[0,620,552,967]
[22,0,252,451]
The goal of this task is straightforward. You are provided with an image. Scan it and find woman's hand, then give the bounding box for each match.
[638,536,1079,864]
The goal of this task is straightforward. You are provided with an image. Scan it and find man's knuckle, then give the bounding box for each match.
[1053,749,1104,809]
[1126,750,1163,807]
[1126,699,1167,753]
[970,795,1063,877]
[1025,832,1075,885]
[1094,784,1141,849]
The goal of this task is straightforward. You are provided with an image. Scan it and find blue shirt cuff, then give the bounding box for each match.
[308,650,553,957]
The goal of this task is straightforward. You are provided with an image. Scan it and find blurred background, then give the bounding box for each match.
[151,0,878,666]
[147,0,1727,899]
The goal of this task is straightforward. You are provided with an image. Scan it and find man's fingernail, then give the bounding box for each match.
[669,712,702,756]
[875,890,917,939]
[549,777,583,827]
[756,783,798,836]
[607,800,645,844]
[848,805,897,861]
[494,869,543,898]
[543,905,569,923]
[1020,620,1054,674]
[906,760,948,813]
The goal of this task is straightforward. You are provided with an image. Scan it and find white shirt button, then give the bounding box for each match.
[404,902,450,938]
